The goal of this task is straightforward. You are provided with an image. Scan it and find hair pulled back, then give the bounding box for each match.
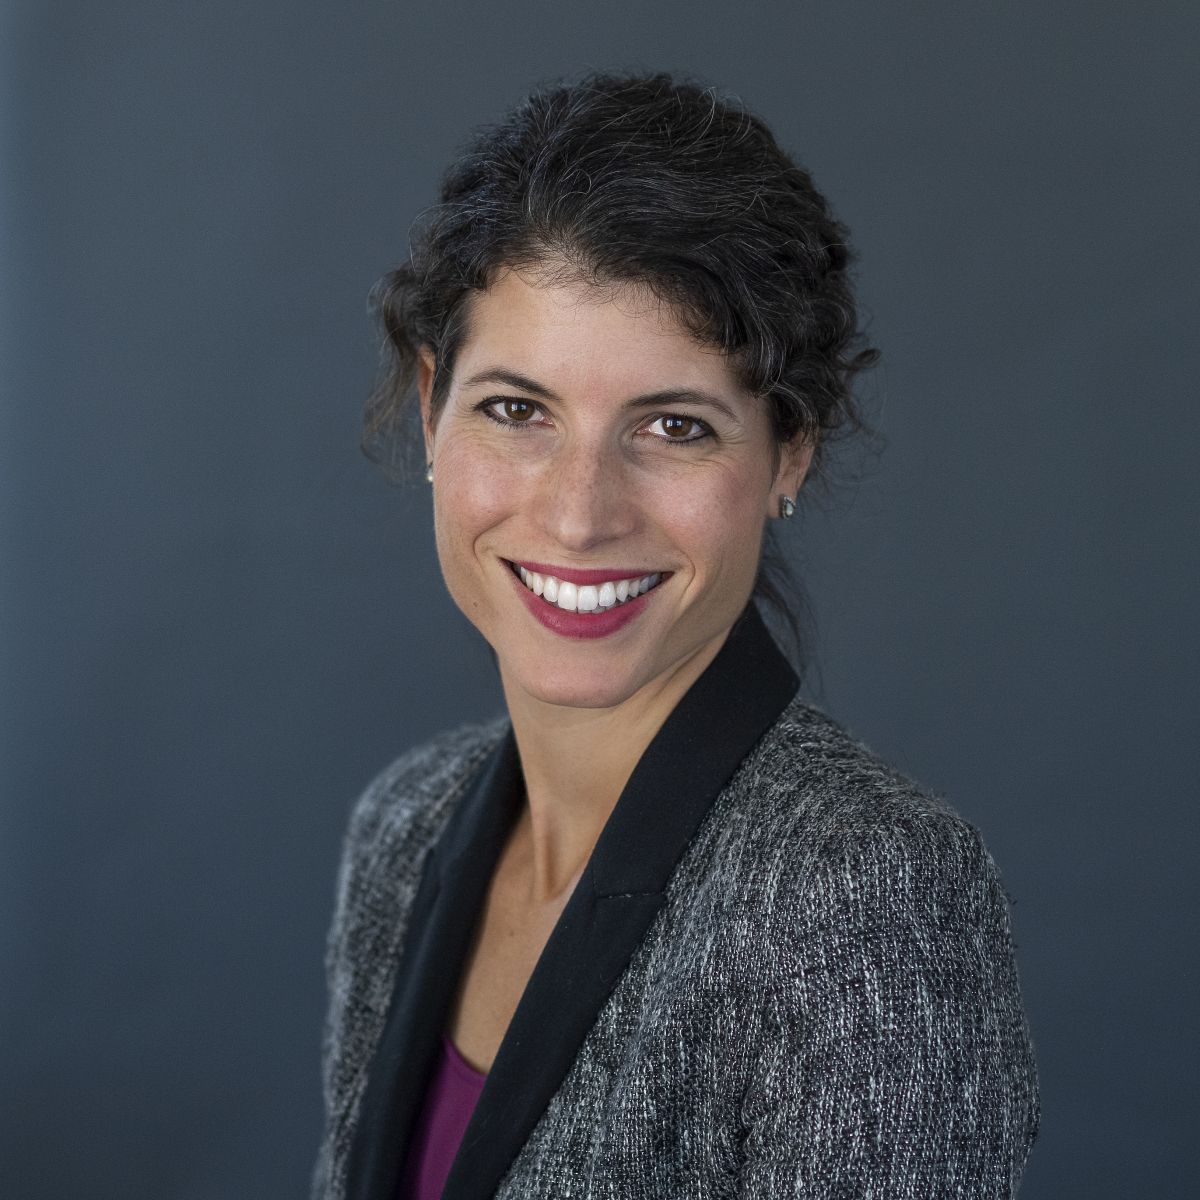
[365,69,880,676]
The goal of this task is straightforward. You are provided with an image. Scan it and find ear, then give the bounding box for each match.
[417,345,436,464]
[766,434,816,518]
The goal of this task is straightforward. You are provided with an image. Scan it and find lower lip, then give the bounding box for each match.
[505,563,662,640]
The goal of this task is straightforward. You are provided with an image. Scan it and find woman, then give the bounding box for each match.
[312,71,1040,1199]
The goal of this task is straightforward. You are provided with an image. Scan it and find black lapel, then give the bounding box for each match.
[443,601,799,1198]
[344,730,525,1200]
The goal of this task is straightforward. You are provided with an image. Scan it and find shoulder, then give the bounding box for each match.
[730,700,1042,1181]
[744,692,973,838]
[735,694,1016,938]
[338,713,511,869]
[322,713,511,983]
[328,714,510,922]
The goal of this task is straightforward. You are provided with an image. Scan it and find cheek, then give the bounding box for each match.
[433,440,517,556]
[658,463,767,579]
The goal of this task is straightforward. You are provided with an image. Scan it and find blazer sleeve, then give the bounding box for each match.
[311,746,435,1199]
[735,815,1041,1197]
[311,770,385,1199]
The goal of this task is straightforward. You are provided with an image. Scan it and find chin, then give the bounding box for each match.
[503,656,647,712]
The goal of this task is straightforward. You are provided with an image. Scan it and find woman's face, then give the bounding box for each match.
[418,267,813,711]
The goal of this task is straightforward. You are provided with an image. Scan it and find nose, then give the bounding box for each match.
[531,438,639,554]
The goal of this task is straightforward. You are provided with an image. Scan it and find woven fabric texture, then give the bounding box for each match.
[312,694,1040,1197]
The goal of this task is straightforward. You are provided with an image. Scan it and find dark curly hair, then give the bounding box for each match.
[364,69,881,677]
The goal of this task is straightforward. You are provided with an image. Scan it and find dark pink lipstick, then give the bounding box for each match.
[509,559,663,586]
[504,560,665,640]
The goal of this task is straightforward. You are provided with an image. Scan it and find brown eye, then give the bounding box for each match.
[477,396,547,430]
[648,414,709,443]
[503,399,536,421]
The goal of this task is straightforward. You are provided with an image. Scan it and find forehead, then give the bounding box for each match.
[453,268,745,398]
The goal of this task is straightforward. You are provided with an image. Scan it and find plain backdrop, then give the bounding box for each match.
[3,2,1197,1196]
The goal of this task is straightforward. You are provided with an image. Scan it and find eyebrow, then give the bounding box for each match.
[460,367,743,424]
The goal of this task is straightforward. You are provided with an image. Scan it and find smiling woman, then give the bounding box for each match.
[416,268,812,714]
[312,71,1040,1200]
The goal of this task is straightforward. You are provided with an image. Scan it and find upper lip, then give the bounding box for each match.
[507,559,668,586]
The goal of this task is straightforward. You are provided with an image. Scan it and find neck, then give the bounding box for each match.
[498,628,731,904]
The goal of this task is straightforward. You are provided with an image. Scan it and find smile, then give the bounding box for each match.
[507,560,665,613]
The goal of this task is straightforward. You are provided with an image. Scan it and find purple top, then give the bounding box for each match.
[396,1031,489,1200]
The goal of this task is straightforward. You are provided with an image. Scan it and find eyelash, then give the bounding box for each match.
[474,398,715,446]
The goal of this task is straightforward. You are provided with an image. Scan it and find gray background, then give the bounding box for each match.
[3,1,1196,1196]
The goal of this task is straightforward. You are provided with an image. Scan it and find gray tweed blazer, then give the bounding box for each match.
[312,604,1040,1198]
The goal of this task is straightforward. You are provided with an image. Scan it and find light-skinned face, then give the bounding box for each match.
[418,266,813,713]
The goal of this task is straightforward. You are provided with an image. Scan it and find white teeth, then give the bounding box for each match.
[512,564,663,614]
